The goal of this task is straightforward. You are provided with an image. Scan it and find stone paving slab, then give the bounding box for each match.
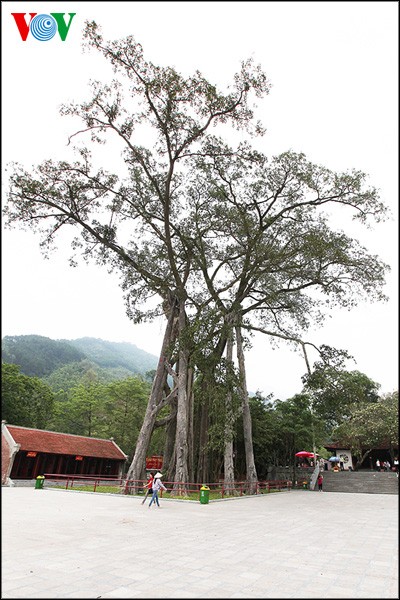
[1,487,398,598]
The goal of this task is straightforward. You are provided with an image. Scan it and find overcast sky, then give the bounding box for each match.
[2,1,398,399]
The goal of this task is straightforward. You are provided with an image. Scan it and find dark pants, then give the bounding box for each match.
[142,488,151,504]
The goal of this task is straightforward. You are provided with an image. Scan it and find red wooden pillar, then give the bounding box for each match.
[32,454,41,479]
[56,455,64,475]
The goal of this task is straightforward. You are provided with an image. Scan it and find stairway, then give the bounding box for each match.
[318,470,399,494]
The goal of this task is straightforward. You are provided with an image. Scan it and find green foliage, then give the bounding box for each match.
[102,377,151,457]
[234,392,327,477]
[51,381,107,438]
[2,335,152,457]
[1,335,158,380]
[70,338,157,373]
[304,366,380,427]
[48,375,150,456]
[44,359,135,398]
[2,363,55,428]
[332,391,399,459]
[241,394,276,477]
[201,358,242,454]
[1,335,85,377]
[269,394,325,462]
[2,334,154,459]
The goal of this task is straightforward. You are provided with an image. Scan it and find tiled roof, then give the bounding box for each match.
[6,425,127,460]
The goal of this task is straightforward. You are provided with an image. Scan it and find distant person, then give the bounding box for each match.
[394,458,399,473]
[375,459,381,471]
[384,460,391,472]
[149,472,167,508]
[340,458,344,471]
[317,473,324,491]
[142,472,154,505]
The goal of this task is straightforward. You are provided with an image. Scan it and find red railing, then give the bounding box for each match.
[123,478,292,498]
[44,473,125,492]
[43,473,292,498]
[123,478,202,497]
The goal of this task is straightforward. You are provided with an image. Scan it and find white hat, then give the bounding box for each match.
[154,472,163,479]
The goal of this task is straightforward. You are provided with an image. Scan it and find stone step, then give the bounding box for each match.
[317,470,399,494]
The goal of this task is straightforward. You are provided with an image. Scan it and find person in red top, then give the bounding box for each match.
[142,472,154,505]
[317,473,324,491]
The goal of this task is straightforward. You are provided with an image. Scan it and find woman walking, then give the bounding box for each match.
[141,472,154,505]
[149,472,167,508]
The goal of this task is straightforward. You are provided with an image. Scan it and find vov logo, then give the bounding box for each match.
[11,13,76,41]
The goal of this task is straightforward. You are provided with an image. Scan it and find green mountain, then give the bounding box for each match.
[1,334,158,380]
[1,335,86,377]
[43,359,139,394]
[68,337,157,374]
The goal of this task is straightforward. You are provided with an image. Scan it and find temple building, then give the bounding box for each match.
[2,422,128,484]
[324,439,398,470]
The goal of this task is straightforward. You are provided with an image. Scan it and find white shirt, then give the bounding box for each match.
[152,478,166,492]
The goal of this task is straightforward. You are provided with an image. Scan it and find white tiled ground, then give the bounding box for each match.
[1,487,398,598]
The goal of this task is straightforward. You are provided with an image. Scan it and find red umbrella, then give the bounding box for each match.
[295,451,315,458]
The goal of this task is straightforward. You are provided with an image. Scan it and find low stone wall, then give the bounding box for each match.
[8,479,123,489]
[266,466,314,487]
[4,479,33,487]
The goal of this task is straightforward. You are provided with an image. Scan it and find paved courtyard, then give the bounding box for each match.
[1,487,398,598]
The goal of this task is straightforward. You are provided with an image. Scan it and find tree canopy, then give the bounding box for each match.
[2,363,55,429]
[332,391,398,464]
[303,356,381,428]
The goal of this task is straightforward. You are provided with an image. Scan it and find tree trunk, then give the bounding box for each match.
[162,399,177,480]
[224,328,236,495]
[126,297,178,487]
[165,443,176,482]
[173,298,190,494]
[187,367,195,483]
[235,325,258,494]
[195,331,228,484]
[196,394,209,484]
[292,432,297,486]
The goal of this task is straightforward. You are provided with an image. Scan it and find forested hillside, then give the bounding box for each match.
[1,335,158,380]
[1,335,86,377]
[69,337,157,374]
[43,360,138,395]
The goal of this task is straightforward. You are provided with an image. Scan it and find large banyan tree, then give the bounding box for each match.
[4,22,390,492]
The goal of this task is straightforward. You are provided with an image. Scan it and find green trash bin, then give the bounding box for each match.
[35,475,45,490]
[200,485,210,504]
